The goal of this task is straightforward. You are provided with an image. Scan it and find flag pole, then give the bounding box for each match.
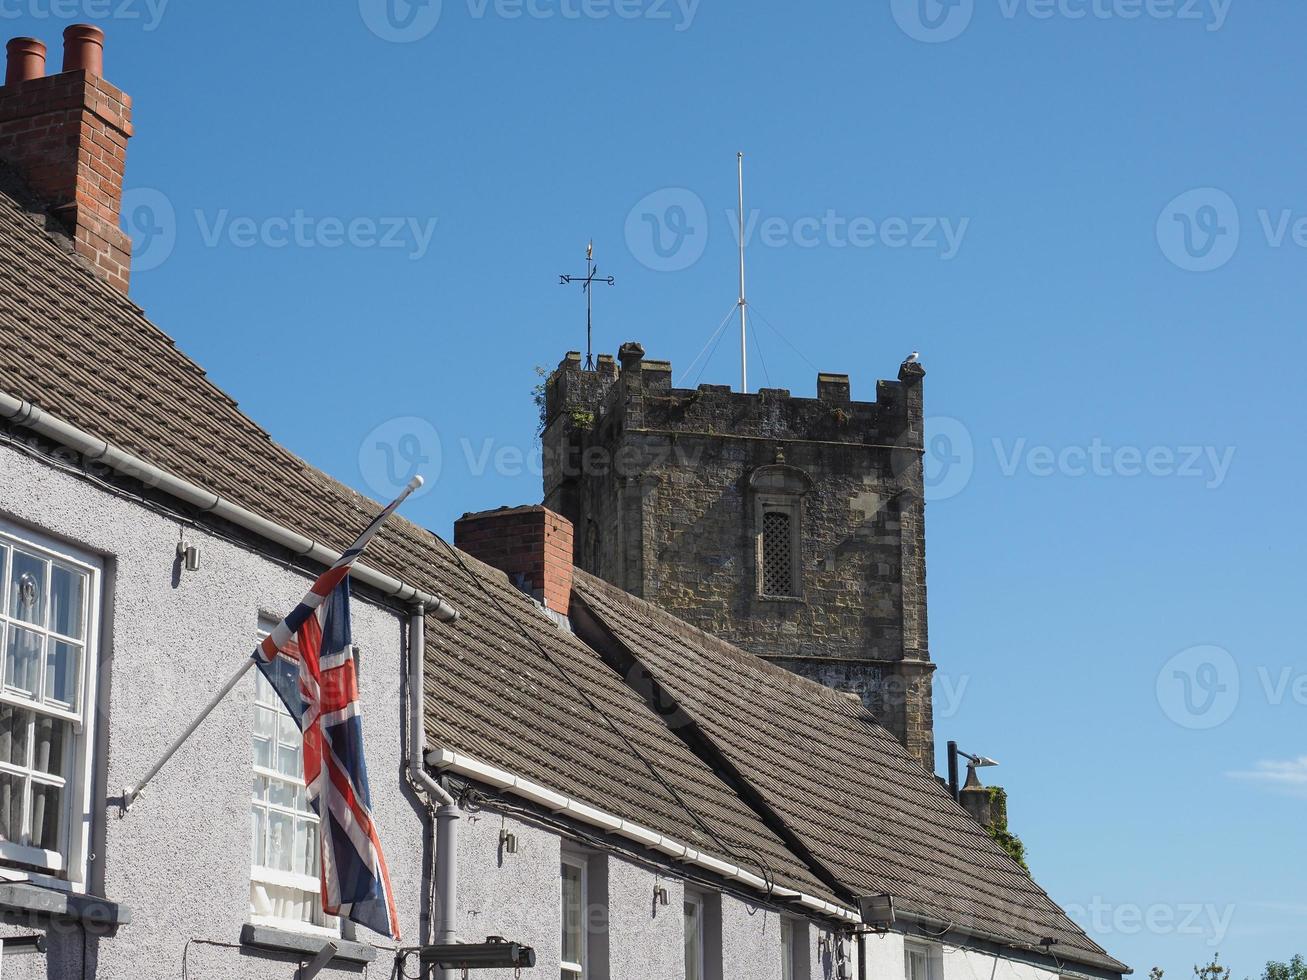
[121,476,425,812]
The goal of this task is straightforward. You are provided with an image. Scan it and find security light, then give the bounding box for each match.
[418,937,537,969]
[857,893,896,928]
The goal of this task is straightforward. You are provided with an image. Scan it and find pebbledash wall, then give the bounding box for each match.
[454,805,848,980]
[0,439,420,978]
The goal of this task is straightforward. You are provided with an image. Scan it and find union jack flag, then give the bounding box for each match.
[251,478,421,940]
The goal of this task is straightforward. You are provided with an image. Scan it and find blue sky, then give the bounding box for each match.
[8,0,1304,974]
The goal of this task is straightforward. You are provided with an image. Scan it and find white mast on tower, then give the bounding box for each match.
[737,151,748,394]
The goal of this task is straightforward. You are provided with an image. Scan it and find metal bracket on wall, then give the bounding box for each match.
[299,940,338,980]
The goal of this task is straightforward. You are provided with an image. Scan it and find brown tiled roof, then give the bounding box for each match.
[571,571,1128,975]
[0,169,835,907]
[0,165,1125,973]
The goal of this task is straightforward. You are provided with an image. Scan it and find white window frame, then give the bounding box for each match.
[773,919,794,980]
[684,890,705,980]
[560,852,588,979]
[0,518,100,893]
[905,941,942,980]
[248,623,339,939]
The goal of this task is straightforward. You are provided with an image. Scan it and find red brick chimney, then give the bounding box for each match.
[0,25,133,294]
[455,506,574,617]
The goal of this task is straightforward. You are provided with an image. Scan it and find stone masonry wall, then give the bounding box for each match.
[542,344,935,770]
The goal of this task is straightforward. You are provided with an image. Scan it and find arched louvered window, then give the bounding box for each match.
[749,463,810,600]
[761,511,795,597]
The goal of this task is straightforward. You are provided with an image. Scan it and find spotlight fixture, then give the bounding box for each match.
[176,540,200,572]
[654,885,670,907]
[418,937,536,969]
[499,829,518,854]
[856,893,896,929]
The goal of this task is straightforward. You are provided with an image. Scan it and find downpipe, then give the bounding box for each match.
[409,605,459,978]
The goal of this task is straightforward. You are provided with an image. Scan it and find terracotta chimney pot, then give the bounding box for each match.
[62,24,104,76]
[5,38,46,86]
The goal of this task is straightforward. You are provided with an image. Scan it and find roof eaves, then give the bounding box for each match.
[426,745,860,926]
[0,387,459,620]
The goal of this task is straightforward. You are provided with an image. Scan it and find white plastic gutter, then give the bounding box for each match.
[0,389,459,622]
[426,746,862,926]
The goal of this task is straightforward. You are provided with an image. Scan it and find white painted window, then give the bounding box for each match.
[249,629,338,936]
[905,942,941,980]
[684,892,705,980]
[0,520,99,889]
[560,854,587,979]
[781,917,796,980]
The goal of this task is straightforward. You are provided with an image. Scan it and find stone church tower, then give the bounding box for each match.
[541,343,935,770]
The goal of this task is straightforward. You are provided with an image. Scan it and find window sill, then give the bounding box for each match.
[240,924,376,964]
[0,881,130,929]
[755,593,805,604]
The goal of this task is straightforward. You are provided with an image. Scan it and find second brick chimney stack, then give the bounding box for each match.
[454,506,574,618]
[0,25,133,293]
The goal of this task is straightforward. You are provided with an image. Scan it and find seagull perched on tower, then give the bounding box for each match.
[903,350,920,367]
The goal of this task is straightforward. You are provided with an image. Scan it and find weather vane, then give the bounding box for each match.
[560,241,615,371]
